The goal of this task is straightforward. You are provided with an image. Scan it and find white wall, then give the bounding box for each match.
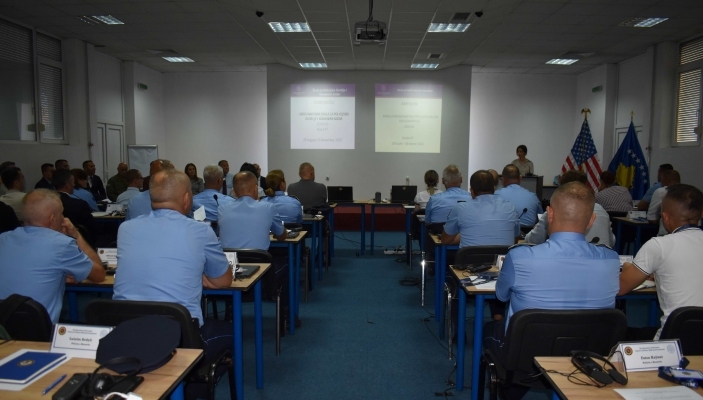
[123,61,166,155]
[469,72,577,182]
[163,69,268,175]
[615,49,654,163]
[90,52,123,125]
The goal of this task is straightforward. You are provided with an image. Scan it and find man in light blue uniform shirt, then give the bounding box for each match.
[125,159,173,220]
[218,171,287,249]
[425,164,472,224]
[192,165,235,222]
[637,163,673,211]
[114,169,233,362]
[484,182,620,370]
[0,189,105,323]
[442,170,520,247]
[116,169,143,205]
[495,164,542,227]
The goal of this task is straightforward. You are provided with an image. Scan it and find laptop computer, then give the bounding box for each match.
[327,186,354,203]
[390,185,417,204]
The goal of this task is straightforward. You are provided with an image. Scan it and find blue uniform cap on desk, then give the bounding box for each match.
[96,315,181,373]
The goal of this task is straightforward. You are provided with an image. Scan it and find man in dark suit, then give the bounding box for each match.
[52,169,97,246]
[83,160,106,201]
[34,163,55,190]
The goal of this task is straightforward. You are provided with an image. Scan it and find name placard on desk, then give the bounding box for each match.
[613,340,682,372]
[98,248,117,267]
[51,324,113,359]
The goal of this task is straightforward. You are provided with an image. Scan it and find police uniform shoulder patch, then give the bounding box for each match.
[593,243,613,250]
[508,242,535,251]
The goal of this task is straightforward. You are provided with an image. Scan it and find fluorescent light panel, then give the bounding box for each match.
[428,23,469,33]
[299,63,327,68]
[411,63,439,69]
[620,17,668,28]
[77,15,124,25]
[269,22,310,32]
[163,57,194,62]
[546,59,578,65]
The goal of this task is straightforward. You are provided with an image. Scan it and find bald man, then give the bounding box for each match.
[106,162,129,201]
[619,184,703,339]
[0,189,105,323]
[287,162,327,209]
[484,182,620,358]
[114,169,233,361]
[125,159,173,220]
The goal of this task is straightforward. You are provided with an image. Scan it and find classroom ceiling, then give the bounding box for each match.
[1,0,702,74]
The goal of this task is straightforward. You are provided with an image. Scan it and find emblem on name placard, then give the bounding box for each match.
[58,326,67,335]
[624,346,633,356]
[18,359,34,367]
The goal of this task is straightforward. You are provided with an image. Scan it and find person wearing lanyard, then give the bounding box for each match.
[619,183,703,340]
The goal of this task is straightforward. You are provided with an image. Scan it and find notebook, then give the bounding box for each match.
[0,351,66,384]
[390,185,417,204]
[235,265,260,279]
[327,186,354,203]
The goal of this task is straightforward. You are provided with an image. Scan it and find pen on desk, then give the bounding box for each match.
[42,374,66,395]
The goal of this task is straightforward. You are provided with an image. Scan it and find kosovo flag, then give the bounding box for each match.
[607,121,650,199]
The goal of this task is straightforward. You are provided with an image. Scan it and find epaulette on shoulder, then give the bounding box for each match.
[508,242,535,251]
[593,243,613,250]
[289,194,300,201]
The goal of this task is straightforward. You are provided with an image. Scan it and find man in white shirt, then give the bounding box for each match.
[0,167,26,221]
[526,170,615,247]
[647,170,681,236]
[116,169,143,206]
[619,183,703,339]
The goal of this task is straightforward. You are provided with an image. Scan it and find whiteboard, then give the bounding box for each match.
[127,145,158,177]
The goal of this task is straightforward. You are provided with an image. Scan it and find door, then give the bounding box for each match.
[98,122,125,182]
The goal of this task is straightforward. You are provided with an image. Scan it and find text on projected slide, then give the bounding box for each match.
[290,84,355,149]
[375,84,442,153]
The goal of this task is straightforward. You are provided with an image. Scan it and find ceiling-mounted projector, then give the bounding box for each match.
[354,20,387,45]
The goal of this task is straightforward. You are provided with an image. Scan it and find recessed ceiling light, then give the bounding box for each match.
[299,63,326,68]
[428,23,469,33]
[411,63,439,69]
[546,59,579,65]
[269,22,311,33]
[619,17,668,28]
[77,15,124,25]
[163,57,194,62]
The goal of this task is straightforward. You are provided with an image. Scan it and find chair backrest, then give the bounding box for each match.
[223,248,273,264]
[660,306,703,355]
[503,309,627,373]
[455,245,511,265]
[0,294,53,342]
[85,299,203,349]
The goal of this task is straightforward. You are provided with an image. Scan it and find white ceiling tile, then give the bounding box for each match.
[303,12,347,23]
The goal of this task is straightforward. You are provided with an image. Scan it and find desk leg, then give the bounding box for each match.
[310,222,317,286]
[405,209,412,265]
[438,246,447,339]
[616,220,623,254]
[360,204,366,255]
[370,204,375,255]
[295,243,301,319]
[254,282,263,389]
[288,244,295,335]
[318,221,324,273]
[456,289,466,392]
[649,299,659,327]
[170,382,185,400]
[233,291,243,400]
[68,292,79,322]
[471,295,485,400]
[330,211,335,258]
[635,226,642,254]
[434,244,442,322]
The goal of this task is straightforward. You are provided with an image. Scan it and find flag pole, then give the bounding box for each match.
[631,110,634,121]
[580,109,590,171]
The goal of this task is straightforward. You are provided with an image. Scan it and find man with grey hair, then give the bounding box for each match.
[0,189,105,323]
[114,169,233,362]
[126,159,174,220]
[425,164,471,224]
[287,162,327,209]
[192,164,236,222]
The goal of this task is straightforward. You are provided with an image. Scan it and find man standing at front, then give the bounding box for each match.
[495,164,543,227]
[619,184,703,339]
[114,169,233,361]
[0,189,105,323]
[106,163,129,202]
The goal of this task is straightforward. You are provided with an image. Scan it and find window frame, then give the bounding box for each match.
[673,36,703,147]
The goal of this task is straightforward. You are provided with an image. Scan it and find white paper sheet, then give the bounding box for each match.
[193,206,206,222]
[613,386,703,400]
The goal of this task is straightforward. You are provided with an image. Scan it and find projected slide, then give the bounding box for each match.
[375,84,442,153]
[290,84,355,149]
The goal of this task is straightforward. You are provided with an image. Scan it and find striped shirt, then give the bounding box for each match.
[595,185,633,212]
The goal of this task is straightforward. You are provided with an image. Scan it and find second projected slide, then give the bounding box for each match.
[290,84,355,149]
[375,84,442,153]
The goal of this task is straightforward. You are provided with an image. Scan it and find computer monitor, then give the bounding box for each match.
[327,186,354,203]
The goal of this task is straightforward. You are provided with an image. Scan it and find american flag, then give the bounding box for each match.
[561,119,602,191]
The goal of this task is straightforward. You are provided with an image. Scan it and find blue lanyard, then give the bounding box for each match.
[672,224,703,234]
